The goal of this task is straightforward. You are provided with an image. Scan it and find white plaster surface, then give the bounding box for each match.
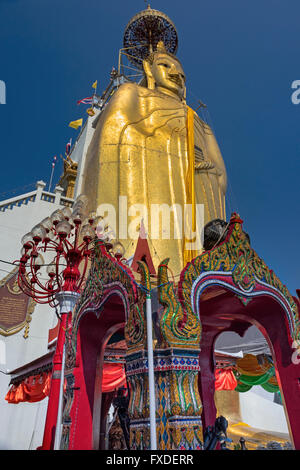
[0,182,73,449]
[239,386,289,434]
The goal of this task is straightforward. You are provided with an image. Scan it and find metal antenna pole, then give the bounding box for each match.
[48,156,56,192]
[48,165,55,192]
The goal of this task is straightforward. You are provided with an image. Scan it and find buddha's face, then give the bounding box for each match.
[147,53,186,99]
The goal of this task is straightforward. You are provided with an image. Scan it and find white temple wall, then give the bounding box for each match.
[72,112,99,198]
[0,182,74,449]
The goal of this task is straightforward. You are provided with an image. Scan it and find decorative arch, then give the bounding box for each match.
[60,240,146,450]
[191,271,296,340]
[178,213,299,342]
[175,213,300,448]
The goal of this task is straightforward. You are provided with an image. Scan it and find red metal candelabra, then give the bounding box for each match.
[16,194,123,449]
[16,195,102,449]
[17,195,97,306]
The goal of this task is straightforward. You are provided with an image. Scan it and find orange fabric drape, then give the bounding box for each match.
[101,363,126,393]
[215,368,238,391]
[236,354,272,376]
[267,375,279,387]
[5,371,51,404]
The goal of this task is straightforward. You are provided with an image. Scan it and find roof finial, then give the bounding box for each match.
[156,40,167,53]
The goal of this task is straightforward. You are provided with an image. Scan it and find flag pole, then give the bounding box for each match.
[92,80,97,110]
[66,138,72,158]
[48,156,57,192]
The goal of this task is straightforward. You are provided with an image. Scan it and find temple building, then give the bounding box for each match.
[0,5,299,451]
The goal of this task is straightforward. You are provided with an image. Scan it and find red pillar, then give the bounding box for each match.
[41,312,70,450]
[198,331,217,431]
[250,299,300,450]
[275,361,300,449]
[266,325,300,449]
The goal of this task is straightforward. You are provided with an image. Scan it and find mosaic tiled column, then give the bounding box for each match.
[126,350,150,450]
[126,348,202,450]
[125,260,203,450]
[154,348,202,450]
[125,261,150,450]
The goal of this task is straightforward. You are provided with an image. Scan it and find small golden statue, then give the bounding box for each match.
[59,154,78,199]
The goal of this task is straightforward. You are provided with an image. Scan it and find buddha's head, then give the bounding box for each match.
[143,41,186,100]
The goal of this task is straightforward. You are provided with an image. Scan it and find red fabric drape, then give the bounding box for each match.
[5,372,52,404]
[6,363,125,403]
[101,363,126,393]
[215,368,237,391]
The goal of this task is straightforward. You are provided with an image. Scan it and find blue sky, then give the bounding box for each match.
[0,0,299,295]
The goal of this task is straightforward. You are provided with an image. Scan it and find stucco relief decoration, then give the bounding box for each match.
[157,258,201,349]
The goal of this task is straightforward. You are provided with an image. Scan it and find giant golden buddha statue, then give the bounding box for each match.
[82,10,227,276]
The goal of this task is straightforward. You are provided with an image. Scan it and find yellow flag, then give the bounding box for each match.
[92,80,97,89]
[69,118,83,129]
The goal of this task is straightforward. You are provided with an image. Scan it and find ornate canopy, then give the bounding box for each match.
[123,5,178,69]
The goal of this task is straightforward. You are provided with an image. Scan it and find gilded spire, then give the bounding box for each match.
[156,40,167,54]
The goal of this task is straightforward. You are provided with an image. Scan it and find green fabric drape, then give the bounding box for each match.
[235,382,252,393]
[261,381,280,393]
[233,366,279,393]
[237,367,274,386]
